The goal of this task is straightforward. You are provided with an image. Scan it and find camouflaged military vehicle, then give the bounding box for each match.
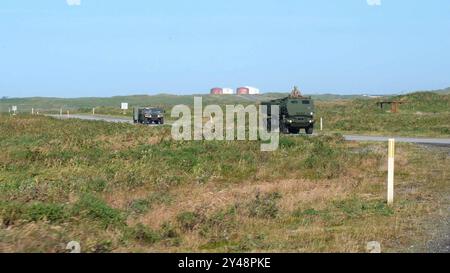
[261,87,315,134]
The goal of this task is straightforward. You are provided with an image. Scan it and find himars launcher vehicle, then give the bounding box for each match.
[261,87,315,134]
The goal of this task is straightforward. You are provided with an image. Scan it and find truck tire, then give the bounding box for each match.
[305,126,314,135]
[160,118,164,125]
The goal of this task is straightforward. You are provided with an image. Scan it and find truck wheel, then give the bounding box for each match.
[160,118,164,125]
[305,126,314,135]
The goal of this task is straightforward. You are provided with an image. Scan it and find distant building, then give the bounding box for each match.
[237,86,260,95]
[210,87,234,95]
[210,88,223,95]
[222,88,234,94]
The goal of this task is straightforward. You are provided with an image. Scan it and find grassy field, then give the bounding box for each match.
[0,114,448,252]
[317,92,450,137]
[1,89,449,137]
[0,92,365,113]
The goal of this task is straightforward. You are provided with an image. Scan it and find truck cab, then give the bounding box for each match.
[262,96,315,134]
[283,98,315,134]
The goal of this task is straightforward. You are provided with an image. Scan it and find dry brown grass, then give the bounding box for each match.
[119,143,449,252]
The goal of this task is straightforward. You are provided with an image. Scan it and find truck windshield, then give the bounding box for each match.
[144,109,161,115]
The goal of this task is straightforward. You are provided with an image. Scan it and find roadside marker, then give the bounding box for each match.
[60,108,63,118]
[32,108,34,115]
[320,117,323,131]
[67,110,70,118]
[93,107,95,115]
[387,139,395,205]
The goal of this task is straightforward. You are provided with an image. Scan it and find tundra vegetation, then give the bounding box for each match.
[1,91,448,137]
[0,109,449,252]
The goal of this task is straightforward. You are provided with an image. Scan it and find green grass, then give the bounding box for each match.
[0,114,448,252]
[2,89,449,137]
[317,92,450,137]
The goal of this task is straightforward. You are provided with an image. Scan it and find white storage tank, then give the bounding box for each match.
[222,88,234,94]
[246,86,260,95]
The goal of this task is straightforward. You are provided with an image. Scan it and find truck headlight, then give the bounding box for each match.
[288,120,293,123]
[309,120,313,123]
[310,112,314,116]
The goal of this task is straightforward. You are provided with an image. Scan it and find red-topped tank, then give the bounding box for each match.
[210,88,223,95]
[236,87,250,95]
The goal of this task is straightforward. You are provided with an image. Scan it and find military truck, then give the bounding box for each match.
[133,107,165,124]
[261,87,315,134]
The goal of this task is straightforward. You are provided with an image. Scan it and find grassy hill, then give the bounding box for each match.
[0,93,365,114]
[317,91,450,137]
[423,87,450,95]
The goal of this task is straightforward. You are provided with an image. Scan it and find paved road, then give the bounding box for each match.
[46,114,450,145]
[47,114,134,124]
[343,135,450,145]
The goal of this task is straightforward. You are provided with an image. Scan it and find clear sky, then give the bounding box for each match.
[1,0,449,97]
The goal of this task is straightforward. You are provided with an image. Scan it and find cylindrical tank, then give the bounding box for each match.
[236,87,250,95]
[248,87,260,95]
[222,88,234,94]
[210,88,223,95]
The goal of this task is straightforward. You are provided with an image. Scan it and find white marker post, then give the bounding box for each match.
[32,108,34,115]
[67,110,70,118]
[92,107,95,115]
[320,117,323,131]
[12,106,17,115]
[60,108,63,118]
[387,139,395,205]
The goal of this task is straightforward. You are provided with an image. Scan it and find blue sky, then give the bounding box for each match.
[0,0,449,97]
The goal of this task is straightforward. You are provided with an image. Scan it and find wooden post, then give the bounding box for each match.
[387,139,395,205]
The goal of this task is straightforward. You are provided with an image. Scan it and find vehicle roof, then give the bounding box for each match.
[138,107,163,110]
[262,96,313,104]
